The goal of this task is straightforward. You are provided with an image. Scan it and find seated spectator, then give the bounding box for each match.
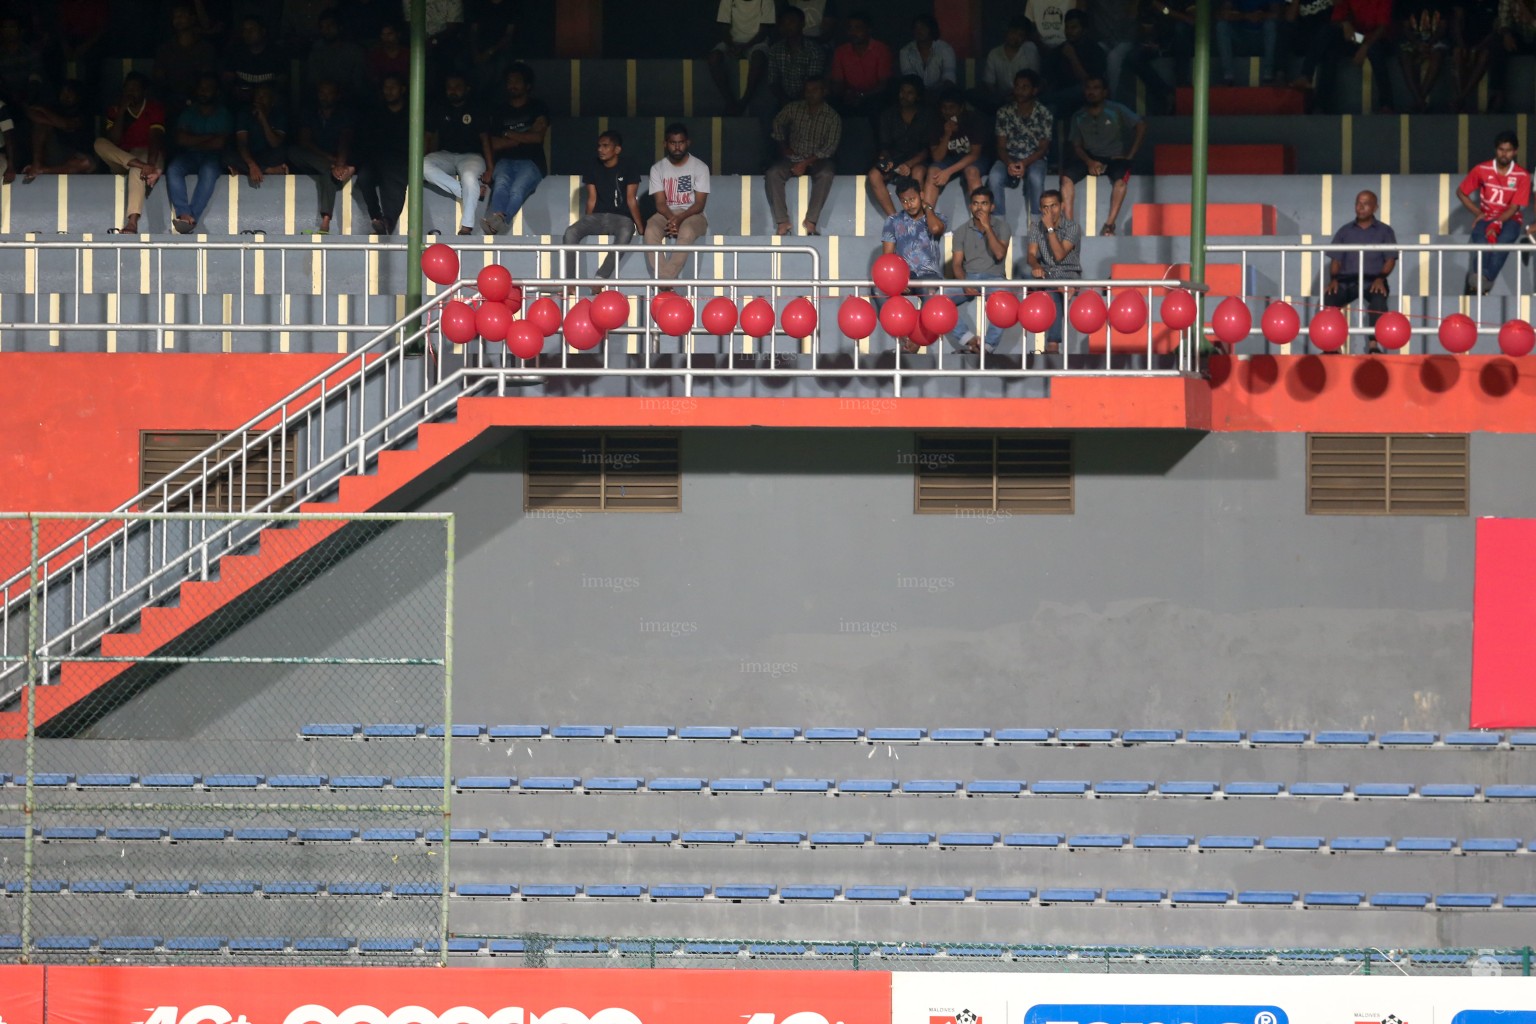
[766,6,828,110]
[154,5,217,115]
[288,79,357,235]
[1216,0,1284,85]
[0,15,46,111]
[766,77,841,236]
[167,72,232,234]
[1285,0,1341,89]
[1025,188,1080,356]
[1026,0,1073,52]
[468,0,520,93]
[93,72,166,234]
[1059,75,1143,235]
[1047,9,1109,112]
[229,83,288,188]
[789,0,838,40]
[1127,0,1189,113]
[987,69,1053,221]
[1311,0,1397,113]
[356,73,409,235]
[366,21,410,90]
[948,186,1014,356]
[1324,189,1396,352]
[899,14,957,90]
[1094,0,1140,98]
[977,17,1041,112]
[829,10,893,118]
[923,88,990,209]
[23,80,94,180]
[424,72,491,236]
[305,9,370,104]
[1453,1,1501,111]
[644,123,711,281]
[480,61,548,235]
[225,16,287,108]
[1398,2,1448,112]
[879,175,949,353]
[708,0,777,116]
[562,130,645,284]
[1459,130,1528,295]
[54,0,109,101]
[867,75,935,219]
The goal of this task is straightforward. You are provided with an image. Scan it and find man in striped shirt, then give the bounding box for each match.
[765,77,842,237]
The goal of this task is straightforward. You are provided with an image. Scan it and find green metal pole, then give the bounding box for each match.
[1190,0,1212,362]
[19,516,37,963]
[407,0,427,319]
[438,514,455,966]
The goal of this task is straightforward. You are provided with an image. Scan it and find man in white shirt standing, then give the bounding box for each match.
[978,16,1041,112]
[644,123,712,281]
[707,0,778,116]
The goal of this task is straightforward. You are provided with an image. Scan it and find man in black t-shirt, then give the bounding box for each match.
[480,62,549,234]
[922,88,992,207]
[356,74,410,235]
[425,72,492,235]
[561,130,645,284]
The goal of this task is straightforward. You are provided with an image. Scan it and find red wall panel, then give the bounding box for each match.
[1471,517,1536,727]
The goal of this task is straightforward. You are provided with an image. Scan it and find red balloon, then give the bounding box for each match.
[527,296,563,337]
[506,320,544,359]
[1108,290,1149,334]
[908,315,938,347]
[654,294,694,336]
[476,264,513,303]
[589,290,630,332]
[871,254,911,297]
[985,290,1019,329]
[503,285,523,315]
[1068,291,1108,334]
[1438,313,1478,353]
[1260,301,1300,345]
[439,300,477,344]
[740,297,776,338]
[1018,291,1057,333]
[1374,310,1412,351]
[781,297,818,339]
[1160,289,1198,331]
[564,299,606,351]
[1308,307,1349,352]
[1498,318,1536,356]
[474,299,512,342]
[421,242,459,286]
[838,296,878,339]
[919,294,959,336]
[700,296,738,335]
[1210,296,1252,345]
[879,296,917,337]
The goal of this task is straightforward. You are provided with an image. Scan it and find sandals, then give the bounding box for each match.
[1100,223,1116,236]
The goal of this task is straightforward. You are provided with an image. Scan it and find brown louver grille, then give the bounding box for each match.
[1307,434,1469,515]
[140,431,294,512]
[914,435,1073,514]
[525,433,681,512]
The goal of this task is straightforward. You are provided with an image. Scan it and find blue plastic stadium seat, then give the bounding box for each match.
[202,881,258,895]
[1186,729,1243,743]
[1121,729,1180,743]
[651,884,710,899]
[1160,781,1218,795]
[1031,780,1089,795]
[552,940,607,953]
[1058,728,1116,743]
[329,882,386,895]
[268,774,326,788]
[1039,888,1099,903]
[1304,891,1364,906]
[1237,890,1298,904]
[138,880,195,895]
[425,828,486,842]
[1094,780,1153,795]
[804,727,862,740]
[361,938,419,954]
[106,827,167,841]
[1250,730,1308,744]
[616,830,674,844]
[1315,730,1373,745]
[521,777,579,791]
[1379,730,1440,746]
[101,936,161,951]
[456,883,516,897]
[846,885,905,901]
[361,828,421,842]
[882,945,938,956]
[966,779,1024,795]
[1444,731,1502,747]
[1397,837,1455,851]
[295,937,355,953]
[1421,783,1478,798]
[650,777,705,791]
[551,724,610,739]
[1410,952,1472,964]
[395,882,444,896]
[812,943,873,954]
[72,880,129,893]
[975,887,1034,902]
[1134,834,1194,849]
[994,728,1053,742]
[233,827,294,841]
[1106,888,1165,903]
[810,831,870,845]
[587,884,646,898]
[523,883,582,898]
[1265,836,1324,850]
[393,776,445,789]
[750,943,808,955]
[22,880,64,893]
[585,777,642,791]
[331,775,388,789]
[839,779,896,794]
[1225,781,1283,796]
[678,726,737,740]
[1355,782,1414,797]
[29,773,73,786]
[363,724,421,738]
[868,727,925,741]
[447,938,486,953]
[0,825,24,839]
[488,725,546,739]
[682,830,741,844]
[1462,837,1522,852]
[302,723,360,737]
[781,885,840,900]
[141,773,200,787]
[1372,892,1431,907]
[1502,894,1536,908]
[42,826,103,840]
[1332,836,1391,851]
[875,831,934,845]
[910,886,969,901]
[742,726,799,740]
[775,778,832,792]
[297,828,356,843]
[0,935,15,951]
[77,773,135,787]
[1510,732,1536,747]
[427,723,487,738]
[939,832,1000,846]
[1290,782,1348,796]
[710,777,767,792]
[717,884,775,900]
[903,779,960,793]
[1486,784,1536,798]
[1437,892,1497,908]
[1005,833,1065,847]
[1171,890,1232,904]
[746,831,805,845]
[205,774,261,788]
[1069,834,1129,848]
[488,939,526,954]
[264,882,322,895]
[553,829,613,844]
[614,725,672,739]
[682,941,738,954]
[1199,835,1258,850]
[947,946,1005,957]
[931,727,988,742]
[36,936,95,951]
[167,936,228,951]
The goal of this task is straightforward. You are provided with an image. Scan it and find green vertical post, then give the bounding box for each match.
[407,0,428,318]
[1524,945,1532,976]
[438,514,455,966]
[19,516,37,963]
[1190,0,1212,361]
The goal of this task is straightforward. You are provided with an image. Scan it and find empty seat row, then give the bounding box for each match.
[5,775,1530,799]
[2,933,436,954]
[301,724,1536,747]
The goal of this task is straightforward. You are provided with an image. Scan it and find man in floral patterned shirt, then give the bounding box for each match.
[986,69,1053,222]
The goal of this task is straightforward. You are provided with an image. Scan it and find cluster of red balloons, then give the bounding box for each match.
[1236,298,1534,356]
[839,283,1195,343]
[649,293,819,339]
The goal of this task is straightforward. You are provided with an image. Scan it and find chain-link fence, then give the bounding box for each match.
[0,513,454,964]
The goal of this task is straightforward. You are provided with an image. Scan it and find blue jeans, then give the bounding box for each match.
[1470,218,1523,285]
[488,158,544,220]
[947,274,1008,351]
[167,150,221,222]
[987,158,1046,222]
[1216,18,1278,83]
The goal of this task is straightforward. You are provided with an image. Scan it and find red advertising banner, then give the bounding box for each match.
[41,967,890,1024]
[0,966,45,1024]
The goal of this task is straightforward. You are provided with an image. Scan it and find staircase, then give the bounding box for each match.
[0,288,495,737]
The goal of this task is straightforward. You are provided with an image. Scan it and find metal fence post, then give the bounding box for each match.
[438,514,456,966]
[1363,950,1372,975]
[18,515,38,963]
[1524,946,1532,976]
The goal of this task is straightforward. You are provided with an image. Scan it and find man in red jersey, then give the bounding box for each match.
[1458,130,1530,294]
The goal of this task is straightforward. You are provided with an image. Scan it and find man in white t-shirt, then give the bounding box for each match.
[1025,0,1075,49]
[707,0,777,115]
[644,123,712,280]
[788,0,837,39]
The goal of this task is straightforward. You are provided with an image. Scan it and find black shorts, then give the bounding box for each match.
[1063,156,1134,184]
